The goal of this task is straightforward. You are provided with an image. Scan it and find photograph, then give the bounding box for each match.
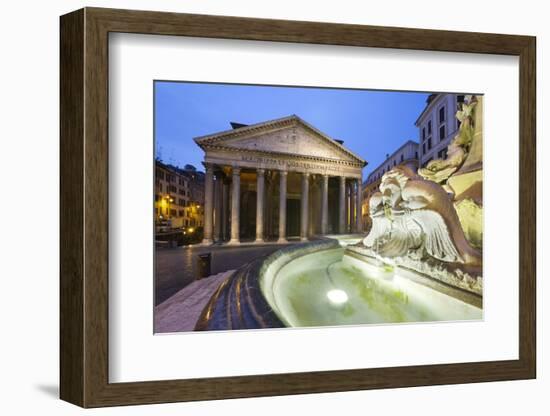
[153,82,484,333]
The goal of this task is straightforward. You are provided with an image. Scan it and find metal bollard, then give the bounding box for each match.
[197,253,212,279]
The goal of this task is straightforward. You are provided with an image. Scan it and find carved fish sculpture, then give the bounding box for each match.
[363,166,481,267]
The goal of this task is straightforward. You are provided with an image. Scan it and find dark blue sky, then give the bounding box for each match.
[154,82,429,178]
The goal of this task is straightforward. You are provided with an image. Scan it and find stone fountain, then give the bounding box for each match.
[347,95,483,295]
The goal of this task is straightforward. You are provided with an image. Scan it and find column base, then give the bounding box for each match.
[276,238,288,244]
[254,238,265,244]
[201,238,213,246]
[300,237,309,242]
[227,239,241,245]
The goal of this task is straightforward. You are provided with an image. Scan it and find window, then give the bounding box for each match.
[422,143,426,154]
[428,120,432,134]
[155,194,160,202]
[156,170,164,180]
[169,185,177,193]
[439,106,445,123]
[422,127,426,141]
[400,154,404,162]
[170,209,176,216]
[179,188,185,195]
[158,183,163,192]
[179,210,184,217]
[428,138,432,150]
[415,151,418,159]
[439,125,445,141]
[393,160,396,166]
[179,198,185,206]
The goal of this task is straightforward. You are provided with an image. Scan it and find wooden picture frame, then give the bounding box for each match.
[60,7,536,408]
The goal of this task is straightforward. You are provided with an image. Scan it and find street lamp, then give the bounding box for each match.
[164,194,174,219]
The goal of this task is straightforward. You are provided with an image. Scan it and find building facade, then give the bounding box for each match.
[154,161,204,230]
[415,93,465,167]
[361,140,419,230]
[194,115,367,244]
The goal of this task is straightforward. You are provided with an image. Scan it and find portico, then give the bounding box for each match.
[195,115,366,245]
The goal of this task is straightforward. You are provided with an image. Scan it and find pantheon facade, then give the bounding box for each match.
[194,115,367,244]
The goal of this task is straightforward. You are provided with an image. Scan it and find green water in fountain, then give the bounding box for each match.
[271,248,481,327]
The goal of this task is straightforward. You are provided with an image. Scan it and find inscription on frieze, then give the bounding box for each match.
[240,155,347,174]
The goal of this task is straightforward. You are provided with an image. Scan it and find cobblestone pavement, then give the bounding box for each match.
[155,241,297,305]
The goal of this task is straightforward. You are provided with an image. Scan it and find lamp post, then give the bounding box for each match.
[164,194,174,221]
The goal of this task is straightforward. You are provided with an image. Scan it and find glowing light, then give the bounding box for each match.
[188,228,194,233]
[327,289,348,305]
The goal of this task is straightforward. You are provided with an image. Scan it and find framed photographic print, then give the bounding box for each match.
[60,7,536,408]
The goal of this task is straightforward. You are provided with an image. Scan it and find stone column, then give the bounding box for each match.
[277,170,288,243]
[339,176,346,234]
[229,167,241,244]
[300,172,310,241]
[345,181,350,233]
[321,174,329,235]
[355,177,363,233]
[351,182,357,233]
[255,168,265,243]
[213,172,222,242]
[202,163,214,244]
[221,178,229,241]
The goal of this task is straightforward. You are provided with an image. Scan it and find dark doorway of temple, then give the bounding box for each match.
[286,198,300,238]
[240,190,256,240]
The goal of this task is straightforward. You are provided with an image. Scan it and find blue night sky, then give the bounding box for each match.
[154,82,429,178]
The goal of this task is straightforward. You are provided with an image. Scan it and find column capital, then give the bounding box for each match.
[339,175,347,183]
[257,168,265,176]
[232,166,241,175]
[302,171,310,178]
[204,162,215,172]
[279,169,288,177]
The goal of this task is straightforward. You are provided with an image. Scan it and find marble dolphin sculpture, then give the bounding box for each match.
[363,165,481,267]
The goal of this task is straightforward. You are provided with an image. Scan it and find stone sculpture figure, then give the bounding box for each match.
[363,165,481,267]
[418,96,477,185]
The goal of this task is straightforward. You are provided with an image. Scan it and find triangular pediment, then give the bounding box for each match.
[194,115,365,165]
